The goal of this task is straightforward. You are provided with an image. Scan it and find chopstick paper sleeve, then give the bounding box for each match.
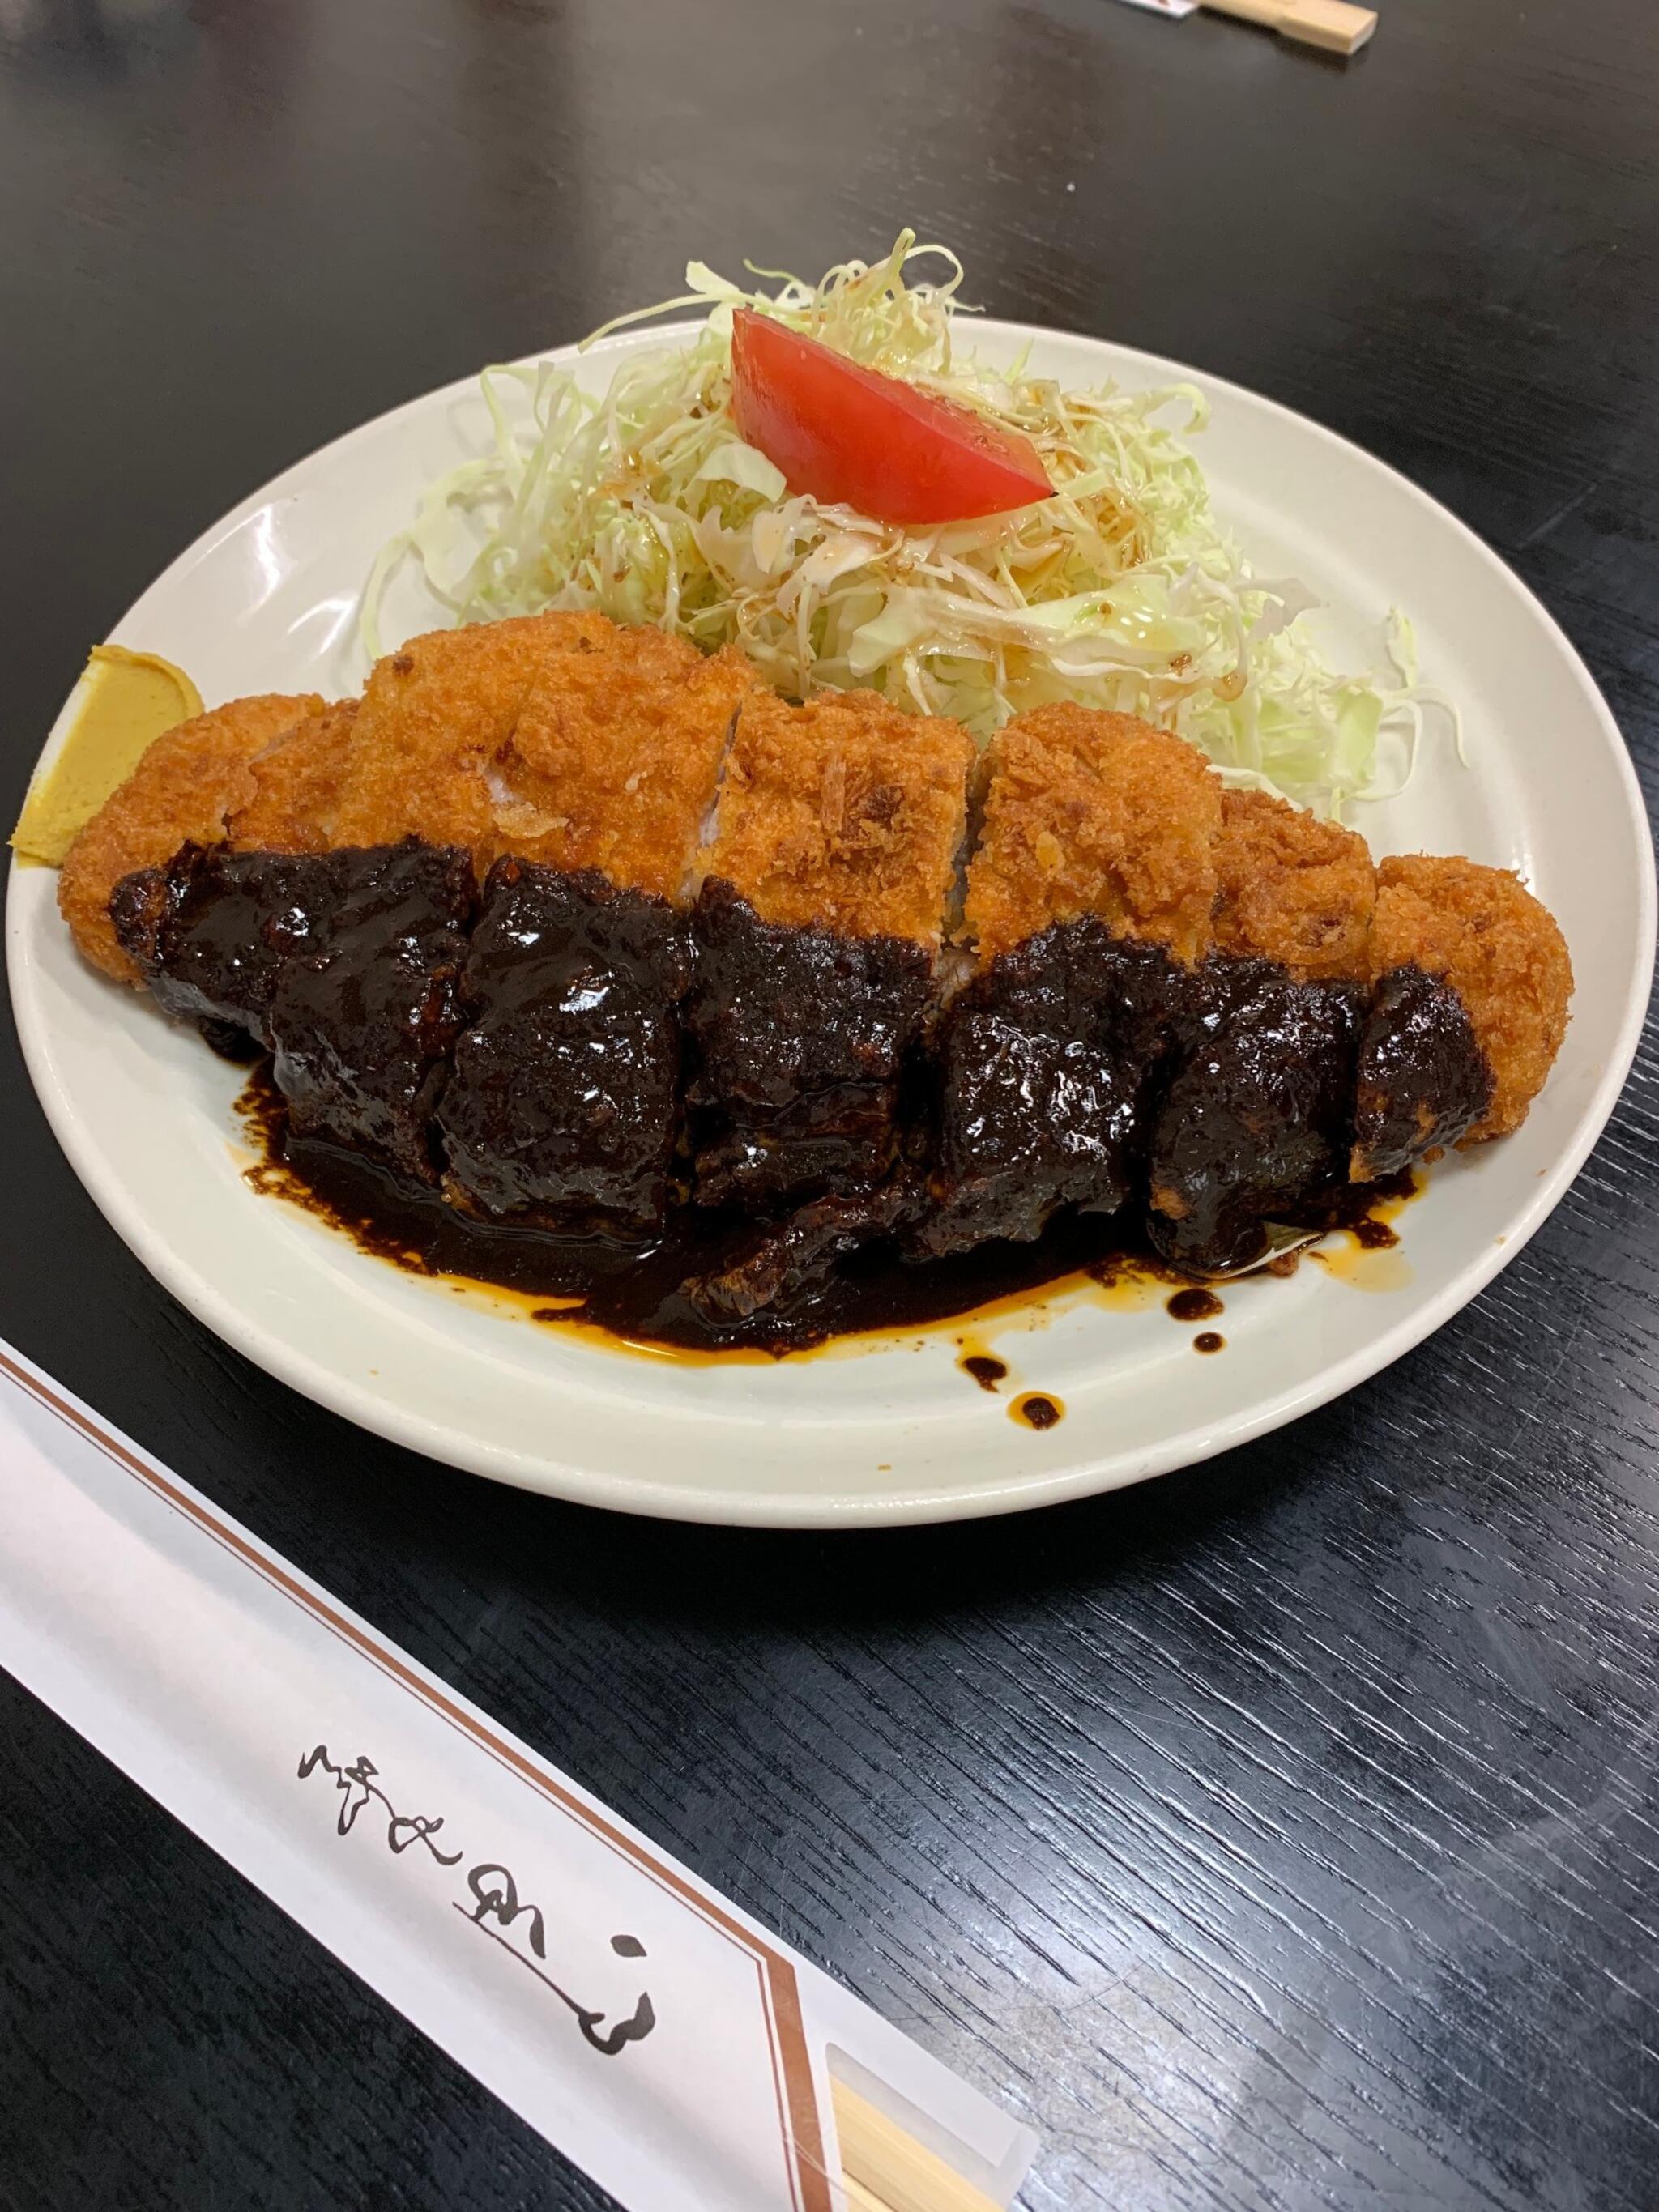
[0,1338,1036,2212]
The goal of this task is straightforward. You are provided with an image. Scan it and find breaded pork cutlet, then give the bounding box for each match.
[329,611,611,856]
[437,631,755,1234]
[55,593,1582,1331]
[686,689,975,1211]
[493,633,757,902]
[923,707,1223,1255]
[1365,854,1573,1142]
[1213,787,1375,980]
[966,703,1223,969]
[228,699,360,853]
[59,693,325,982]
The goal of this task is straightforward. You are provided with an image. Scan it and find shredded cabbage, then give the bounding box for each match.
[365,233,1453,816]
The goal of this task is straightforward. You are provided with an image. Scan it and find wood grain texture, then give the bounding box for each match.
[2,2,1657,2207]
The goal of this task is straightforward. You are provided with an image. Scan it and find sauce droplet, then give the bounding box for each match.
[1166,1287,1224,1323]
[1013,1392,1063,1430]
[961,1353,1008,1392]
[1194,1332,1225,1354]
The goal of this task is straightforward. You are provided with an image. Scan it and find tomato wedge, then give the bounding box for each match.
[729,309,1052,526]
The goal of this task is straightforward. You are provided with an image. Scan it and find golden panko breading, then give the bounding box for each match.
[493,636,757,902]
[330,612,611,854]
[1213,787,1376,979]
[1370,854,1574,1140]
[966,705,1222,966]
[702,689,975,944]
[58,693,325,981]
[228,699,360,853]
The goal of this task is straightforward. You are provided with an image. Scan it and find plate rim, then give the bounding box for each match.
[8,316,1655,1527]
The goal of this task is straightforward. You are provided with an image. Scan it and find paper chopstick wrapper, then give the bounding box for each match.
[0,1340,1036,2212]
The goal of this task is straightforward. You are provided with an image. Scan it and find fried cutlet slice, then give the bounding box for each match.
[688,691,973,1209]
[1350,964,1492,1181]
[268,840,476,1184]
[1213,787,1375,980]
[329,612,612,855]
[438,860,693,1234]
[59,692,325,982]
[493,634,757,901]
[1367,854,1573,1140]
[110,845,349,1055]
[701,688,975,943]
[916,920,1177,1257]
[1146,962,1363,1274]
[437,634,755,1229]
[686,877,936,1205]
[965,705,1222,966]
[228,699,360,853]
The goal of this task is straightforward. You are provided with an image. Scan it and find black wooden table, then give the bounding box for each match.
[3,3,1657,2206]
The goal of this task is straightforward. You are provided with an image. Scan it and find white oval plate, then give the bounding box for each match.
[8,322,1653,1525]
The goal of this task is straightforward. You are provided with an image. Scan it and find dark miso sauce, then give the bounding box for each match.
[1194,1332,1226,1354]
[1013,1393,1064,1430]
[961,1354,1009,1392]
[1166,1286,1224,1323]
[237,1068,1417,1361]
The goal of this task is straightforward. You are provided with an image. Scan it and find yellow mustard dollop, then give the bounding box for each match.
[11,644,204,867]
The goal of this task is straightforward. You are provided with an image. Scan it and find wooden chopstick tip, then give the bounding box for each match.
[830,2076,1006,2212]
[1198,0,1378,58]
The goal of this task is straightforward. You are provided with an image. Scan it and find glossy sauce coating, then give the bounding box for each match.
[239,1069,1418,1357]
[438,857,690,1234]
[1351,962,1493,1177]
[126,816,1478,1345]
[687,876,932,1208]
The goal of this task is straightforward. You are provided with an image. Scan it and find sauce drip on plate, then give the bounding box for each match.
[237,1068,1417,1361]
